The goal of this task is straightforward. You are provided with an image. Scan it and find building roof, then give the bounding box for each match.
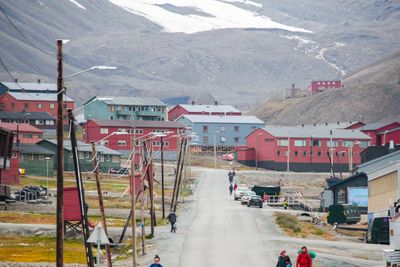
[303,122,362,129]
[91,119,185,128]
[0,122,43,133]
[328,172,367,190]
[17,143,55,155]
[86,96,166,106]
[7,92,74,102]
[180,115,265,124]
[1,82,57,91]
[359,122,399,131]
[377,126,400,135]
[39,139,122,155]
[358,150,400,174]
[261,125,371,140]
[0,111,56,120]
[177,104,240,113]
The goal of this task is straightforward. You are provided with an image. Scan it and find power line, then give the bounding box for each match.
[0,4,54,55]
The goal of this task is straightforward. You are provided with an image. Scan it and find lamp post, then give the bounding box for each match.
[55,38,117,267]
[45,157,51,199]
[214,130,220,169]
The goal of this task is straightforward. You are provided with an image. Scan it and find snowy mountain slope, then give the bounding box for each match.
[0,0,399,106]
[107,0,312,33]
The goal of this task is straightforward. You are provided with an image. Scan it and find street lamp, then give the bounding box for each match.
[64,65,117,79]
[214,130,220,169]
[45,157,51,199]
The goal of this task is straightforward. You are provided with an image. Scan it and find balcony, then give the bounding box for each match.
[137,111,162,117]
[116,110,131,117]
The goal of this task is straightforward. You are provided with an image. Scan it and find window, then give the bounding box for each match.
[202,136,209,144]
[153,141,161,147]
[220,137,226,143]
[135,129,144,134]
[45,120,54,125]
[109,105,116,112]
[234,126,239,132]
[303,151,307,157]
[317,151,322,157]
[359,141,369,148]
[294,140,306,147]
[277,139,289,146]
[37,103,42,109]
[327,140,339,147]
[276,150,281,156]
[118,140,126,146]
[24,103,29,110]
[35,120,44,125]
[20,154,27,163]
[251,126,257,131]
[101,140,109,146]
[100,128,109,134]
[22,133,33,138]
[234,137,239,143]
[112,156,120,163]
[11,103,15,108]
[203,126,208,133]
[294,151,299,157]
[343,141,354,147]
[341,151,346,157]
[220,126,226,132]
[50,103,55,109]
[79,152,84,159]
[100,155,105,162]
[163,141,169,147]
[337,189,346,204]
[118,128,126,133]
[311,140,321,147]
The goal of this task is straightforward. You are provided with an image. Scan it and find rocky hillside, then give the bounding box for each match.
[250,51,400,124]
[0,1,400,105]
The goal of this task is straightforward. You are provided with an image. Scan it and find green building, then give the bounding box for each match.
[83,96,167,121]
[18,144,55,177]
[37,139,122,173]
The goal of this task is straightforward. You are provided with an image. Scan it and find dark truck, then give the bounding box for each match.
[251,185,281,201]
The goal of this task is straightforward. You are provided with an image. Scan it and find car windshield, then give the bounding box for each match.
[252,195,261,199]
[237,187,249,191]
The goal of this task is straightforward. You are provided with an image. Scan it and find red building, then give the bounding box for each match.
[83,119,185,160]
[0,128,19,184]
[309,80,342,95]
[0,122,43,144]
[0,92,74,123]
[236,125,371,172]
[168,103,241,121]
[348,122,400,146]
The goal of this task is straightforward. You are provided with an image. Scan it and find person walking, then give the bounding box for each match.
[167,212,177,233]
[228,171,234,183]
[296,246,312,267]
[229,183,234,195]
[150,255,163,267]
[276,250,291,267]
[234,183,238,191]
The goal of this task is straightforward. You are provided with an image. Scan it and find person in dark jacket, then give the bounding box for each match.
[150,255,163,267]
[167,212,177,233]
[296,246,312,267]
[276,250,291,267]
[229,184,234,195]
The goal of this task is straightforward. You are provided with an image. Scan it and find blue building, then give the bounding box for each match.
[84,96,167,121]
[177,115,265,152]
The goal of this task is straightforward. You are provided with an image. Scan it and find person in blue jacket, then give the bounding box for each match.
[150,255,163,267]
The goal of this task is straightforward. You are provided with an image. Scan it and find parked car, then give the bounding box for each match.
[248,195,263,208]
[240,191,256,205]
[234,186,249,201]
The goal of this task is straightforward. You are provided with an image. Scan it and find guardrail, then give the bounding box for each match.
[264,193,318,212]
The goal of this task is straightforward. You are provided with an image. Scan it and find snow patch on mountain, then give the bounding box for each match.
[69,0,86,10]
[108,0,312,34]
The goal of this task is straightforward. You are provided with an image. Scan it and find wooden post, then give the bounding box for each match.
[91,142,112,267]
[130,137,137,267]
[56,39,64,267]
[148,141,155,236]
[161,135,165,219]
[140,141,146,255]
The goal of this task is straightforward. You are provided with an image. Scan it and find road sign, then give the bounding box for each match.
[87,223,110,245]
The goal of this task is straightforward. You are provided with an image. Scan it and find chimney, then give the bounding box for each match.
[37,79,41,83]
[214,101,218,105]
[14,78,18,83]
[191,100,195,105]
[389,140,395,153]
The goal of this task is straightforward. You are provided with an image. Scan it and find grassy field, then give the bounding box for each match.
[0,235,87,263]
[274,212,336,240]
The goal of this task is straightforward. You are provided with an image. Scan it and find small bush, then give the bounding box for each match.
[275,212,301,233]
[314,228,324,236]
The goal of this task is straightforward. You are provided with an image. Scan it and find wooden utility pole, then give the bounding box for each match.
[130,138,137,267]
[140,142,146,255]
[147,141,155,236]
[56,39,64,267]
[170,136,183,211]
[160,135,165,219]
[174,138,187,212]
[91,143,112,267]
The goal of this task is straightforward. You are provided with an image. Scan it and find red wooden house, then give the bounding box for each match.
[236,125,371,172]
[0,128,19,184]
[309,80,342,95]
[168,103,241,121]
[0,122,43,144]
[83,119,185,160]
[347,122,400,146]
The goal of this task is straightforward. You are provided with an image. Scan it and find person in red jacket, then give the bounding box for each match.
[296,246,312,267]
